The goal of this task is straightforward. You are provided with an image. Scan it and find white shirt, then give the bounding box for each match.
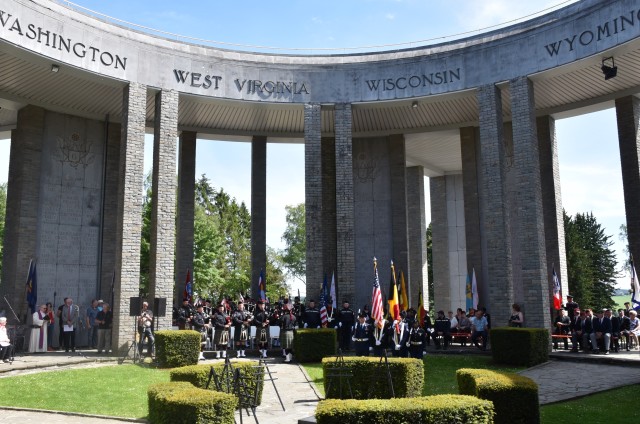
[0,326,10,346]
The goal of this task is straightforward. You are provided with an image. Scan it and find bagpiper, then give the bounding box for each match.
[212,303,230,359]
[232,301,251,358]
[191,304,209,360]
[252,300,270,358]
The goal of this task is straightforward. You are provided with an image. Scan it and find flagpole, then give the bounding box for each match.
[20,258,33,323]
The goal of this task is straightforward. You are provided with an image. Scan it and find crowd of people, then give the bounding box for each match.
[553,294,640,354]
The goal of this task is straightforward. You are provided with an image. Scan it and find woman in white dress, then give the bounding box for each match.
[29,304,48,353]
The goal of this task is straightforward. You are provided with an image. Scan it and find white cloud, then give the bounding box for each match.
[385,13,396,20]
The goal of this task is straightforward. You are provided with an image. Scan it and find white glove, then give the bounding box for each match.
[406,342,411,347]
[304,323,308,328]
[317,326,320,329]
[375,340,381,346]
[352,336,356,342]
[339,322,342,327]
[395,344,401,350]
[351,326,354,331]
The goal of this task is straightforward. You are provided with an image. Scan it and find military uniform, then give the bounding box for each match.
[408,325,426,359]
[352,320,371,356]
[338,305,356,351]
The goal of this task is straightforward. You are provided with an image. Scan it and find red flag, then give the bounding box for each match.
[371,258,384,328]
[388,261,400,321]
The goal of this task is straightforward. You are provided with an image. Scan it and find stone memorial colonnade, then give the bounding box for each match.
[1,0,640,349]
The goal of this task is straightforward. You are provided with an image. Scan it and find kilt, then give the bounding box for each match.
[234,325,248,343]
[214,328,229,346]
[281,329,294,349]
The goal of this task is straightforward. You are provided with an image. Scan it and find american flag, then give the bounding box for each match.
[320,274,328,326]
[371,257,384,328]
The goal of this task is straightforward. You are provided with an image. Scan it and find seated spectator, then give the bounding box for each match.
[458,311,471,333]
[617,309,632,351]
[570,309,584,352]
[508,303,524,327]
[629,310,640,349]
[0,317,14,363]
[589,309,612,354]
[448,311,458,331]
[553,309,571,350]
[471,310,488,351]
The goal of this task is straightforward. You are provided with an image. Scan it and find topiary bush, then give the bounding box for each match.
[170,361,265,405]
[315,394,494,424]
[155,330,201,368]
[490,327,549,367]
[148,381,237,424]
[322,356,423,399]
[457,368,539,424]
[294,329,337,362]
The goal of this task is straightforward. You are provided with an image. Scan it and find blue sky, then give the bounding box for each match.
[0,0,629,291]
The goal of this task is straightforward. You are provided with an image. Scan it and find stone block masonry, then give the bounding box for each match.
[251,136,267,299]
[175,131,196,304]
[407,166,428,309]
[430,176,450,313]
[305,104,323,301]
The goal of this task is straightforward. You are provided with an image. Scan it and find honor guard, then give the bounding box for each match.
[391,312,409,357]
[408,320,426,359]
[303,300,321,329]
[212,304,230,359]
[352,313,371,356]
[338,300,355,351]
[372,317,392,357]
[232,301,251,357]
[253,300,270,358]
[192,304,210,360]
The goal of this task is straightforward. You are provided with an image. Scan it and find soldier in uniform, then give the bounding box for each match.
[253,300,270,358]
[432,310,451,350]
[338,300,355,351]
[303,300,321,329]
[211,303,230,359]
[192,304,210,360]
[280,303,297,362]
[232,301,251,358]
[407,319,426,359]
[352,313,371,357]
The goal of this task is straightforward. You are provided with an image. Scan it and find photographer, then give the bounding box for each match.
[137,301,154,357]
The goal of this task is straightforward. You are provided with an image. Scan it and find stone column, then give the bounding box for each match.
[389,134,410,301]
[615,96,640,265]
[460,127,483,303]
[321,137,337,287]
[477,84,513,327]
[430,176,450,313]
[113,83,147,350]
[251,136,267,298]
[406,166,428,308]
[305,104,323,301]
[510,77,550,329]
[149,89,178,331]
[0,106,44,320]
[335,104,355,303]
[175,131,196,306]
[537,116,569,305]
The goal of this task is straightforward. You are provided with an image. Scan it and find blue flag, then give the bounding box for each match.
[26,260,38,314]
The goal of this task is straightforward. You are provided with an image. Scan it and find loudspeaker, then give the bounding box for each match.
[129,297,141,316]
[154,297,167,317]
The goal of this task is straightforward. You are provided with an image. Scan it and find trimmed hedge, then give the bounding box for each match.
[490,327,549,367]
[170,361,265,405]
[294,329,337,362]
[148,381,237,424]
[155,330,201,368]
[322,356,423,399]
[457,368,539,424]
[315,394,494,424]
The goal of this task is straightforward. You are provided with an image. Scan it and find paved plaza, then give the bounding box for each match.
[1,349,639,423]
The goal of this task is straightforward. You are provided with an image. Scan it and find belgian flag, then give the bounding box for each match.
[387,261,400,321]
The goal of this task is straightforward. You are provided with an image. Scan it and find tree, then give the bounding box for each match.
[426,223,434,311]
[619,224,631,276]
[139,172,152,297]
[564,211,618,310]
[0,183,6,277]
[281,203,306,284]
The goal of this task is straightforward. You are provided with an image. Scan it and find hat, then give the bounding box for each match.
[566,294,573,298]
[237,300,244,305]
[343,300,350,304]
[183,298,189,302]
[217,303,225,308]
[256,300,264,305]
[308,299,315,303]
[357,312,366,318]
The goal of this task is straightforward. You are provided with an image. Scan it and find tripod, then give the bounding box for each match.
[118,316,140,364]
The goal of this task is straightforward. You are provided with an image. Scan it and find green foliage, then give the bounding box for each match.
[169,361,265,405]
[0,182,6,277]
[564,211,617,310]
[315,395,494,424]
[280,203,306,284]
[140,172,152,297]
[155,330,201,368]
[457,368,539,424]
[148,381,237,424]
[322,356,423,399]
[294,329,337,362]
[490,327,549,367]
[426,222,434,311]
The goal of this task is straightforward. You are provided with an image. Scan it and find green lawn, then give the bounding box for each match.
[0,364,170,418]
[612,294,631,310]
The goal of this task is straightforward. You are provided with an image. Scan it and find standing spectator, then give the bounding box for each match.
[61,298,79,353]
[565,295,579,324]
[28,304,48,353]
[138,301,154,357]
[471,310,488,351]
[45,302,55,352]
[85,299,99,349]
[280,303,297,362]
[96,303,112,354]
[508,304,524,327]
[56,298,68,350]
[338,301,355,352]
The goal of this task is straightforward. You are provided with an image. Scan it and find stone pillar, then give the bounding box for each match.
[0,106,44,320]
[537,116,569,306]
[149,89,178,331]
[477,84,513,327]
[113,83,146,350]
[615,96,640,265]
[460,127,483,304]
[389,134,410,302]
[305,104,323,301]
[175,131,196,305]
[407,166,428,308]
[430,176,450,313]
[321,137,337,288]
[251,136,267,298]
[99,122,122,302]
[335,104,355,303]
[510,77,550,329]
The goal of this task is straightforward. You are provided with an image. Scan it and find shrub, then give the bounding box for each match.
[147,381,237,424]
[321,356,423,399]
[170,361,265,405]
[294,329,337,362]
[457,368,539,424]
[490,327,549,367]
[315,394,494,424]
[155,330,201,368]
